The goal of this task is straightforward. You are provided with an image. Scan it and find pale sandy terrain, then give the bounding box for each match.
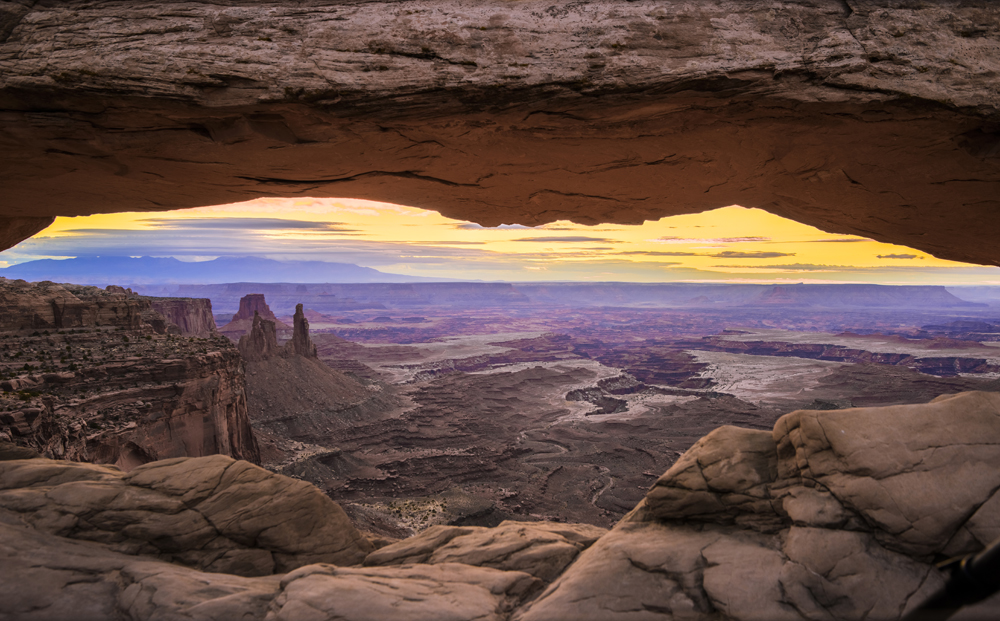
[687,350,848,406]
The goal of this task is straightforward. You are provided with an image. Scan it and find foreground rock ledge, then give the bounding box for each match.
[1,2,999,265]
[2,391,1000,620]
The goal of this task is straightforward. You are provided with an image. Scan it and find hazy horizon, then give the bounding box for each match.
[2,199,999,286]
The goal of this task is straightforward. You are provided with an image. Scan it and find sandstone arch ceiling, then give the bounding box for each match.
[0,1,998,266]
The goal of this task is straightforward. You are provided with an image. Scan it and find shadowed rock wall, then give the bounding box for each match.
[0,2,998,265]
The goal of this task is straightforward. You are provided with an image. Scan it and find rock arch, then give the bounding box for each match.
[0,1,998,265]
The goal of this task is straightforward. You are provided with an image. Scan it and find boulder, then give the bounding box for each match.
[0,454,373,576]
[0,518,538,621]
[364,520,607,582]
[520,391,1000,620]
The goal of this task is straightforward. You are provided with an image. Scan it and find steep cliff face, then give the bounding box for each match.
[0,279,158,332]
[0,280,260,468]
[147,297,218,337]
[0,2,998,266]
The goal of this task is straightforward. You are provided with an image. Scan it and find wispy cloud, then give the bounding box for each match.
[710,251,796,259]
[512,236,616,243]
[138,217,360,232]
[713,263,867,271]
[616,250,699,257]
[651,236,771,244]
[877,254,922,259]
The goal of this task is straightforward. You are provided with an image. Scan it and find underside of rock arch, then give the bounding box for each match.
[0,1,998,266]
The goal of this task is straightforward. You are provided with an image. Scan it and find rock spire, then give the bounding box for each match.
[285,303,317,358]
[237,304,316,361]
[237,311,279,362]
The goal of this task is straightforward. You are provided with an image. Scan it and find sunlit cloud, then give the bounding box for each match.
[652,236,771,244]
[139,217,360,232]
[2,200,998,285]
[711,251,796,259]
[616,250,699,257]
[455,223,532,230]
[512,236,617,243]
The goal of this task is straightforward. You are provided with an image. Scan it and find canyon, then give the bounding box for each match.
[2,1,1000,619]
[0,279,258,469]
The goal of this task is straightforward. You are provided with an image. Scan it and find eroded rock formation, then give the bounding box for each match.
[0,2,998,266]
[0,454,373,575]
[237,300,398,481]
[221,294,289,340]
[0,279,160,332]
[0,279,259,468]
[147,297,217,337]
[1,392,998,619]
[515,391,1000,620]
[287,304,317,358]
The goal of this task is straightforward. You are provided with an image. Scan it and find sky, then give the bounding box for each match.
[2,198,999,284]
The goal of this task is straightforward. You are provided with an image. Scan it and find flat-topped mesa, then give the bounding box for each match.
[219,294,289,340]
[237,311,280,362]
[285,303,317,359]
[0,279,162,333]
[233,294,280,324]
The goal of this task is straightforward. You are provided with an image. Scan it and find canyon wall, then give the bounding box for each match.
[0,279,159,332]
[0,2,998,266]
[147,297,218,337]
[0,280,259,468]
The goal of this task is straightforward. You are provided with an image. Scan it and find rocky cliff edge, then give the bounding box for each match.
[2,391,999,619]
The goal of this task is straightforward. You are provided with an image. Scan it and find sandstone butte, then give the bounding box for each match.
[1,2,1000,620]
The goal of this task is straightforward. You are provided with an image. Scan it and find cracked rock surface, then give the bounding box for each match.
[0,454,372,576]
[516,391,1000,620]
[2,392,1000,619]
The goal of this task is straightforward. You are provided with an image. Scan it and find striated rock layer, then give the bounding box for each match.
[0,279,163,333]
[1,392,999,619]
[0,279,260,468]
[146,297,217,338]
[220,293,289,340]
[0,2,998,266]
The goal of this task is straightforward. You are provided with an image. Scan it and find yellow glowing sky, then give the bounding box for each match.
[7,198,1000,284]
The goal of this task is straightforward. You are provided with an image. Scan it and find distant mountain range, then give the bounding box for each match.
[0,256,447,285]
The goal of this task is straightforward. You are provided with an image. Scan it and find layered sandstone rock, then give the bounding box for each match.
[147,297,217,337]
[2,393,999,619]
[364,521,607,583]
[0,280,259,468]
[237,300,397,482]
[221,294,289,340]
[0,279,160,333]
[286,303,317,358]
[0,2,998,266]
[515,391,1000,621]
